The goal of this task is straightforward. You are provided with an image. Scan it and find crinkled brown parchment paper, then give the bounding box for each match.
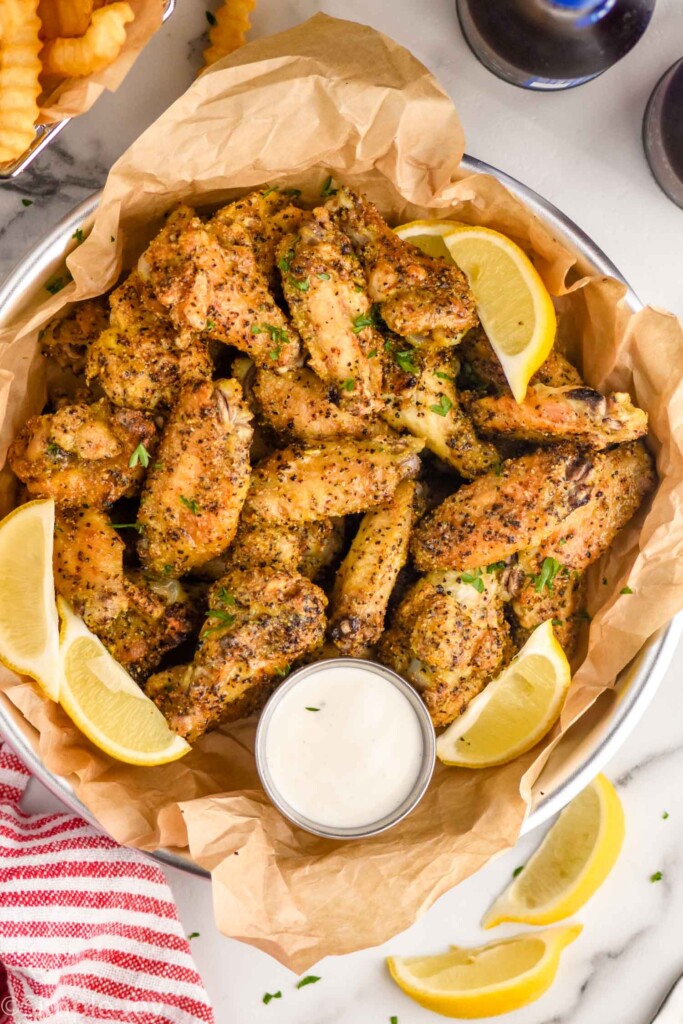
[39,0,164,124]
[1,14,682,972]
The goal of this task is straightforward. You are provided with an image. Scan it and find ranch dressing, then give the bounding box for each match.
[263,662,425,829]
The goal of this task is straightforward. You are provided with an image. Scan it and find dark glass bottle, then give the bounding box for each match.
[456,0,656,91]
[643,58,683,208]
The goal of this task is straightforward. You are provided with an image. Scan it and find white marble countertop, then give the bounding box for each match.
[5,1,683,1022]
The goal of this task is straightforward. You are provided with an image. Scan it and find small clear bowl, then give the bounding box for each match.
[255,659,436,840]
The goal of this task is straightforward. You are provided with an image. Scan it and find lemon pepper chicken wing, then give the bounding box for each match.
[382,343,499,478]
[226,517,345,580]
[329,480,419,657]
[210,186,303,287]
[53,508,196,679]
[137,379,252,576]
[138,204,302,371]
[145,567,328,741]
[411,445,597,573]
[40,296,109,375]
[242,436,424,525]
[9,399,156,508]
[378,570,511,727]
[328,186,478,346]
[278,208,384,414]
[86,272,212,413]
[468,384,648,449]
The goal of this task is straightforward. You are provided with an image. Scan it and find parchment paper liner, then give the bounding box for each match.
[1,14,682,971]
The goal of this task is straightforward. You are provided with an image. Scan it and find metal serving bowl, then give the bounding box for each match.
[0,154,680,878]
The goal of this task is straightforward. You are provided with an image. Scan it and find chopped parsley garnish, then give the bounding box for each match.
[395,349,419,374]
[269,348,281,361]
[558,537,567,545]
[282,187,302,197]
[320,175,337,197]
[110,235,116,243]
[45,274,70,295]
[430,394,453,417]
[390,1017,398,1024]
[262,185,278,197]
[340,378,355,391]
[179,495,200,515]
[274,665,290,679]
[368,349,378,358]
[128,442,150,469]
[21,198,32,207]
[205,318,215,330]
[111,522,142,531]
[252,322,289,344]
[551,618,563,626]
[46,441,63,457]
[187,931,200,939]
[305,707,320,712]
[317,272,331,280]
[384,338,394,353]
[163,564,173,576]
[434,370,456,383]
[277,239,298,273]
[576,609,591,622]
[296,975,321,988]
[205,9,216,24]
[663,811,669,819]
[532,557,562,594]
[72,228,85,244]
[512,865,524,878]
[288,274,310,292]
[460,568,484,594]
[351,311,376,334]
[204,609,236,635]
[262,991,282,1005]
[485,561,506,573]
[620,586,633,595]
[216,587,236,605]
[493,462,502,477]
[650,871,663,882]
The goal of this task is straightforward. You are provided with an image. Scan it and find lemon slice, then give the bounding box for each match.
[436,620,571,768]
[387,925,581,1019]
[57,597,190,766]
[0,499,60,699]
[395,219,556,402]
[483,774,624,928]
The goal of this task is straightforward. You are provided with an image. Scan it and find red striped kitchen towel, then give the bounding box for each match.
[0,741,215,1024]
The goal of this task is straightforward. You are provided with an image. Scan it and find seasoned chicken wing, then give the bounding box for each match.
[328,186,478,346]
[378,570,511,727]
[382,343,499,477]
[412,445,599,573]
[226,516,345,580]
[468,384,647,449]
[53,508,196,679]
[510,559,586,656]
[40,296,109,374]
[242,436,424,525]
[86,272,212,412]
[254,366,388,442]
[278,208,383,414]
[138,379,252,576]
[145,567,327,741]
[9,399,156,508]
[210,186,303,287]
[329,480,419,657]
[459,327,582,391]
[138,205,302,371]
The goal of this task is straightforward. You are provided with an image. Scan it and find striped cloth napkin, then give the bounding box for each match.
[0,741,215,1024]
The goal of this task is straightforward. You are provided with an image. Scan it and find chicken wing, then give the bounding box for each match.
[86,272,212,412]
[40,297,109,375]
[468,384,647,449]
[138,205,302,371]
[327,186,478,346]
[254,366,388,442]
[145,567,328,741]
[53,508,196,678]
[329,480,419,657]
[137,379,253,576]
[459,327,582,391]
[210,186,304,287]
[411,445,598,573]
[278,208,384,414]
[378,569,511,727]
[242,436,424,525]
[381,342,499,477]
[226,516,345,579]
[9,399,156,508]
[510,559,586,656]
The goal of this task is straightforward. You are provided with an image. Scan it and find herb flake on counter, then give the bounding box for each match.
[180,495,200,515]
[390,1017,399,1023]
[532,557,562,594]
[187,931,200,939]
[620,586,633,595]
[395,349,419,374]
[128,442,150,469]
[21,198,33,207]
[263,991,282,1005]
[512,865,524,878]
[430,394,452,417]
[320,175,337,198]
[651,871,663,882]
[305,707,320,713]
[205,9,216,25]
[663,811,670,819]
[296,975,321,988]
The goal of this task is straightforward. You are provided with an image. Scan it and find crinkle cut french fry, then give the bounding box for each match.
[0,0,42,164]
[203,0,255,69]
[38,0,93,40]
[40,0,134,79]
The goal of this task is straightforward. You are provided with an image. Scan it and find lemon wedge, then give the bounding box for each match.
[436,620,571,768]
[0,499,60,699]
[394,219,556,402]
[57,597,190,766]
[483,774,624,928]
[387,925,581,1018]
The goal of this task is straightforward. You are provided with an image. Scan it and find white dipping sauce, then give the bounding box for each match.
[264,663,425,829]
